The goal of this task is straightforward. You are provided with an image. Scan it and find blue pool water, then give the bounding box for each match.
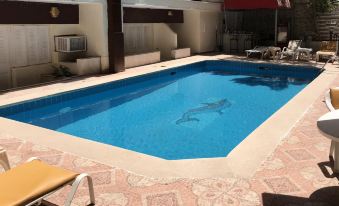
[0,61,321,160]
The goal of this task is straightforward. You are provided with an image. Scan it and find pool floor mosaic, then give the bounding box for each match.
[0,58,338,206]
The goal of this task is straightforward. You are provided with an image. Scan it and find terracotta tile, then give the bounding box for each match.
[142,191,182,206]
[285,149,316,161]
[263,177,300,194]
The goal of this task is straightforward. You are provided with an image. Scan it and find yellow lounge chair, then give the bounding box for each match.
[0,153,95,206]
[325,88,339,159]
[316,41,337,62]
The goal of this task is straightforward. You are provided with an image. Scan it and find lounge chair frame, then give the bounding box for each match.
[0,147,10,171]
[280,40,302,60]
[0,156,95,206]
[245,46,268,59]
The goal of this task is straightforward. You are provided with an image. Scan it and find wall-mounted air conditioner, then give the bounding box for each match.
[55,35,87,52]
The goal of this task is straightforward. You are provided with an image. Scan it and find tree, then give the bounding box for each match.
[308,0,337,13]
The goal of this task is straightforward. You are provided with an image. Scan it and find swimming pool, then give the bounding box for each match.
[0,61,321,160]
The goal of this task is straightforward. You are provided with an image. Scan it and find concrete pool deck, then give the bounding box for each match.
[1,55,339,205]
[0,54,335,179]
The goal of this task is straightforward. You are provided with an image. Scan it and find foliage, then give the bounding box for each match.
[309,0,337,13]
[52,65,73,77]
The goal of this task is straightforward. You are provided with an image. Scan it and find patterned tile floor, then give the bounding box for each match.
[1,76,339,206]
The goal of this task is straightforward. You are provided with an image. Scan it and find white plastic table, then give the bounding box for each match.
[317,110,339,172]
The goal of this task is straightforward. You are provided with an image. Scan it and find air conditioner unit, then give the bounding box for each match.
[55,35,87,52]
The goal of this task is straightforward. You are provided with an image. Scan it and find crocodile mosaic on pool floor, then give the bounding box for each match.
[1,64,339,206]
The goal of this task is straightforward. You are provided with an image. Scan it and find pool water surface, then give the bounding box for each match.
[0,61,320,160]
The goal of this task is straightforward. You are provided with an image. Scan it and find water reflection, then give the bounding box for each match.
[232,76,309,90]
[232,76,289,90]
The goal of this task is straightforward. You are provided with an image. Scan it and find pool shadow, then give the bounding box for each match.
[231,76,290,90]
[210,70,311,90]
[262,186,339,206]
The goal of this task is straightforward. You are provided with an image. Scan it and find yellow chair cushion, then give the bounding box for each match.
[0,160,78,206]
[330,88,339,110]
[316,51,335,56]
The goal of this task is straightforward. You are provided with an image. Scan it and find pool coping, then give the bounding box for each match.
[0,55,337,178]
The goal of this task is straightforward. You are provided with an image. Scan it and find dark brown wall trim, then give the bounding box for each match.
[124,8,184,23]
[107,0,125,73]
[0,1,79,24]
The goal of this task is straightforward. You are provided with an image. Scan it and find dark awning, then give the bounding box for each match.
[224,0,291,10]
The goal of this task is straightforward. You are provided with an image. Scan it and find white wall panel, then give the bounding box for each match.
[10,26,28,67]
[0,26,10,73]
[10,25,51,68]
[0,26,11,89]
[124,23,154,55]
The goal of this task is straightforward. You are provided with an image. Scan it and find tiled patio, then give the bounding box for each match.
[1,63,339,206]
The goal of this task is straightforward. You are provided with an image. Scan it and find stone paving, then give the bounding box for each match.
[1,66,339,206]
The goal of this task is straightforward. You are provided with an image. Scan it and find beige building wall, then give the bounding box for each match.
[123,10,221,63]
[124,23,178,61]
[12,3,109,88]
[78,3,109,71]
[124,23,155,55]
[11,25,81,88]
[153,23,177,60]
[171,10,201,53]
[171,10,221,54]
[6,2,222,89]
[199,11,221,53]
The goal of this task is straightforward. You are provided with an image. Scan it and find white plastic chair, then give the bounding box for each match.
[280,40,302,60]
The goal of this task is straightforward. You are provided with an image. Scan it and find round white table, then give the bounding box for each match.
[317,110,339,172]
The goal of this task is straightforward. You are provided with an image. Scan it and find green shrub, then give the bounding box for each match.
[309,0,337,13]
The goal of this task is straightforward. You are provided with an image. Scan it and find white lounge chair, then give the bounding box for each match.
[0,151,95,206]
[325,88,339,158]
[280,40,302,60]
[245,46,269,59]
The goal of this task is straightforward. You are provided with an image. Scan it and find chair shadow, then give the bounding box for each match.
[263,159,339,206]
[262,186,339,206]
[317,158,339,180]
[41,200,94,206]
